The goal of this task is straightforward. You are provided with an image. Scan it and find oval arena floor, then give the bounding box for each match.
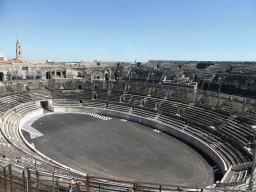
[22,113,214,186]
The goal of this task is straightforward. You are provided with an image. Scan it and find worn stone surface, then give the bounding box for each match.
[28,113,214,186]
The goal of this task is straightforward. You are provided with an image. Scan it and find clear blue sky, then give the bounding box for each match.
[1,0,256,62]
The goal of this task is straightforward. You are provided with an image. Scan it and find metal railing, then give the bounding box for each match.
[0,160,249,192]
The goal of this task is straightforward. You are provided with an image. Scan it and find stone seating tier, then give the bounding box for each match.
[0,86,253,185]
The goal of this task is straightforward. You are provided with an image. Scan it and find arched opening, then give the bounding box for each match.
[36,75,41,79]
[77,84,82,89]
[94,83,98,90]
[202,83,209,90]
[0,72,4,82]
[194,76,198,82]
[105,74,109,81]
[93,93,97,100]
[46,72,51,79]
[114,72,120,80]
[40,101,48,109]
[19,51,20,55]
[120,96,125,102]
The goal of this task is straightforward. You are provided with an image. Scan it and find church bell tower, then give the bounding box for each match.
[16,36,23,61]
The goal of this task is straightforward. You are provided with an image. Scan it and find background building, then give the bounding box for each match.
[0,52,6,61]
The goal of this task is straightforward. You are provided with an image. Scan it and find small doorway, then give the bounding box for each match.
[40,101,48,109]
[46,72,51,79]
[0,72,4,82]
[105,74,109,81]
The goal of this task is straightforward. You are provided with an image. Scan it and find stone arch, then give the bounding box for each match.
[46,72,51,79]
[0,72,4,82]
[105,74,109,81]
[93,93,97,100]
[194,75,198,82]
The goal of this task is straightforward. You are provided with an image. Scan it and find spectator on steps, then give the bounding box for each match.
[16,157,23,164]
[186,119,190,126]
[69,179,84,192]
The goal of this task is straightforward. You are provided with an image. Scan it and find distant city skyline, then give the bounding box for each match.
[1,0,256,62]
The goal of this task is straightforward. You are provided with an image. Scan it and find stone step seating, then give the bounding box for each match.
[228,170,248,183]
[178,105,253,147]
[0,92,33,116]
[0,126,25,159]
[186,125,249,170]
[149,87,164,98]
[157,114,249,170]
[51,96,251,183]
[242,107,256,122]
[0,85,252,186]
[121,94,133,103]
[107,92,124,103]
[126,84,136,93]
[167,92,190,105]
[110,84,126,93]
[128,95,146,106]
[50,90,78,100]
[158,99,187,115]
[158,103,251,167]
[1,103,71,173]
[30,88,51,100]
[130,107,157,120]
[222,144,243,165]
[127,91,251,167]
[183,105,229,127]
[143,97,162,109]
[121,94,140,105]
[1,92,33,105]
[128,85,148,96]
[221,123,249,146]
[82,100,106,108]
[93,90,108,101]
[3,122,34,161]
[226,142,250,163]
[161,112,249,163]
[141,86,151,96]
[217,100,238,114]
[158,114,187,129]
[181,124,237,167]
[234,117,256,136]
[105,103,130,113]
[79,90,93,100]
[54,100,80,106]
[0,101,13,117]
[1,105,43,163]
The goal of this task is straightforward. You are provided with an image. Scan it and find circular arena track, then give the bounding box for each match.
[22,112,214,186]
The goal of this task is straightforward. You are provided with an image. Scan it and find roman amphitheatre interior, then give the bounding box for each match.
[0,59,256,191]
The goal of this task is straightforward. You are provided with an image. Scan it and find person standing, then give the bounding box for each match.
[69,179,84,192]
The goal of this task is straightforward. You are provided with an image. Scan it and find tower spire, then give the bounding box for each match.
[16,35,23,61]
[17,34,20,45]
